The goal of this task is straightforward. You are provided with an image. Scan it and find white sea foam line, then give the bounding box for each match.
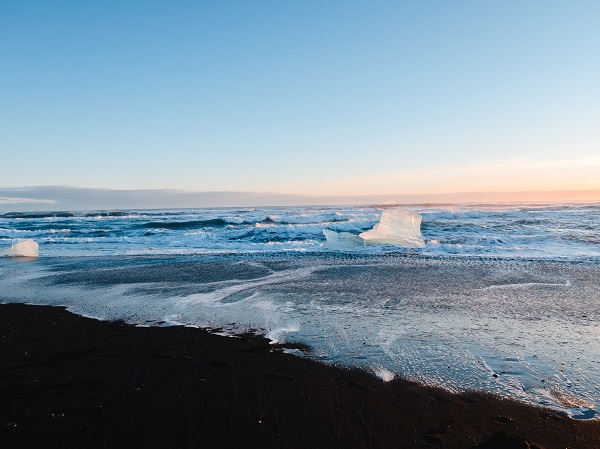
[525,333,600,385]
[551,352,600,410]
[478,280,571,290]
[173,266,321,308]
[460,306,599,416]
[412,311,520,396]
[373,366,395,382]
[398,268,592,412]
[265,323,300,344]
[2,252,596,416]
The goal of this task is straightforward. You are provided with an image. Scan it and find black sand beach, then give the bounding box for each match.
[1,303,599,449]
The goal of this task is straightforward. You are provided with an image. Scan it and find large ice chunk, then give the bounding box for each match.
[2,239,39,257]
[359,208,425,247]
[323,229,365,249]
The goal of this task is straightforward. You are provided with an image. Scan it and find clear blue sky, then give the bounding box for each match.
[2,1,599,197]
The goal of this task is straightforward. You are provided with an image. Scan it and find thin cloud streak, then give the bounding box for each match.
[0,185,599,213]
[0,196,57,205]
[278,155,600,196]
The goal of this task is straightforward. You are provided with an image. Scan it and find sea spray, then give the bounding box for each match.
[2,204,600,259]
[265,323,301,344]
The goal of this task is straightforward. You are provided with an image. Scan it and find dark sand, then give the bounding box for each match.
[1,304,599,449]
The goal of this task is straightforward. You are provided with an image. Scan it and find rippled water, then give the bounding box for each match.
[1,203,600,259]
[1,203,599,419]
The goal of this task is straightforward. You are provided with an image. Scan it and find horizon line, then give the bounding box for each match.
[1,185,600,212]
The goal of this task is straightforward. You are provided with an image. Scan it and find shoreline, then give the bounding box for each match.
[1,303,599,448]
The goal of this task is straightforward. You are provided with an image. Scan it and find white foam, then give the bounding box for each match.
[478,280,571,291]
[265,323,300,344]
[2,246,599,418]
[359,208,425,247]
[373,366,395,382]
[176,266,318,306]
[2,239,39,257]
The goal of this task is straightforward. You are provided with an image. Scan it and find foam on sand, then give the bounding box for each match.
[2,239,39,257]
[360,208,425,247]
[373,366,396,382]
[265,323,300,344]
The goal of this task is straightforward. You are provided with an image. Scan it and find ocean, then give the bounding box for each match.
[1,203,599,419]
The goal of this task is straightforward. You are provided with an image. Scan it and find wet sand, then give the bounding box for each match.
[1,303,599,449]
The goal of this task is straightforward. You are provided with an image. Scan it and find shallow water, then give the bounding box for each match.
[1,204,600,418]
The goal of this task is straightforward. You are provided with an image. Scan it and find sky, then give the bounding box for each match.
[1,1,600,207]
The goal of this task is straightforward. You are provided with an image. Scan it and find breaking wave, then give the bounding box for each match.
[2,212,77,219]
[0,203,599,259]
[137,219,229,230]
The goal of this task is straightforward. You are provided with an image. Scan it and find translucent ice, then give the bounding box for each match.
[2,239,39,257]
[360,208,425,247]
[323,229,365,249]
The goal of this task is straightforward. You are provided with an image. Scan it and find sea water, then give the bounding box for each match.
[1,203,599,419]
